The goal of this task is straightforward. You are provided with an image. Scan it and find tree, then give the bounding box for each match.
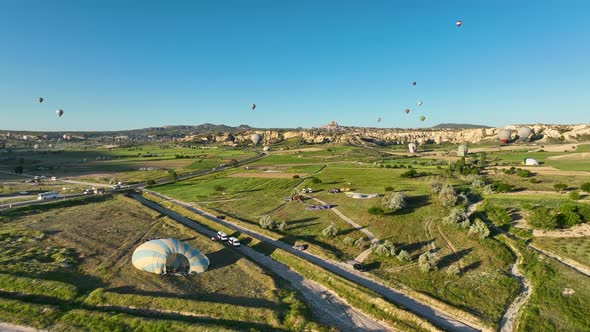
[580,182,590,193]
[468,218,490,239]
[214,184,225,192]
[259,215,277,229]
[446,264,461,276]
[146,179,156,186]
[373,240,396,257]
[381,192,407,212]
[343,237,355,246]
[438,184,457,208]
[569,190,581,200]
[292,175,300,179]
[278,221,287,231]
[397,250,412,262]
[528,207,558,230]
[384,186,395,192]
[517,169,532,177]
[311,177,322,184]
[400,169,418,178]
[167,170,178,182]
[418,251,438,272]
[443,208,469,228]
[321,223,337,238]
[14,166,23,174]
[553,183,568,193]
[431,180,443,194]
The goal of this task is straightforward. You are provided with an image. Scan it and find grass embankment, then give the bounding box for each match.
[0,195,316,331]
[141,191,439,332]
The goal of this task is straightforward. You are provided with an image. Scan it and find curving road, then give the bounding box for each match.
[144,190,481,332]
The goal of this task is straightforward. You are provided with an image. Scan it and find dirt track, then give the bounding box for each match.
[228,172,302,179]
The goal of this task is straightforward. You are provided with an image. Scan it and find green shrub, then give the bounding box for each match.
[311,177,322,184]
[569,190,580,200]
[529,177,539,183]
[517,169,532,177]
[384,186,394,192]
[492,182,513,193]
[292,175,300,179]
[528,207,558,230]
[400,169,418,178]
[580,182,590,192]
[553,183,568,192]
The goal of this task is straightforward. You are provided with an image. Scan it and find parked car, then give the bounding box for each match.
[17,191,29,195]
[352,263,366,272]
[216,215,226,220]
[301,188,307,193]
[112,184,121,190]
[51,176,57,181]
[307,188,313,193]
[293,244,307,251]
[228,237,241,247]
[216,231,228,241]
[83,189,93,195]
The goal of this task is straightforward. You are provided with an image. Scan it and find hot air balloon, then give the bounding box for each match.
[251,103,256,111]
[377,117,382,123]
[419,116,426,122]
[517,127,532,142]
[457,144,468,157]
[405,108,410,114]
[132,238,209,275]
[38,97,44,103]
[412,81,417,86]
[497,129,512,144]
[408,142,418,153]
[418,101,423,106]
[456,20,462,27]
[56,109,64,117]
[250,133,261,145]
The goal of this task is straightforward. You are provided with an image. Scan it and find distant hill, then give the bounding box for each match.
[431,123,492,129]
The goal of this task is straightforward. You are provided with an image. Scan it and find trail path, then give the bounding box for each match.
[0,323,45,332]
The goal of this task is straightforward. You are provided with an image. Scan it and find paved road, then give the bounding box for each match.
[145,190,481,332]
[0,193,87,210]
[131,194,390,332]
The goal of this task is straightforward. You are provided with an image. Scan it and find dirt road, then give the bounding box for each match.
[131,194,390,332]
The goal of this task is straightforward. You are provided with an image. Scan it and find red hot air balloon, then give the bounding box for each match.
[405,108,410,114]
[456,20,462,27]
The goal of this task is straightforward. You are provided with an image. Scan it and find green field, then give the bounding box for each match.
[518,245,590,331]
[533,237,590,268]
[0,195,319,331]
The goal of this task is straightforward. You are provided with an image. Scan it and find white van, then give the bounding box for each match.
[37,191,58,200]
[216,231,228,241]
[228,237,241,247]
[307,188,313,193]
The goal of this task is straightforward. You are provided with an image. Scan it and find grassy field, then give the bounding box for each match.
[518,244,590,331]
[153,160,521,326]
[532,237,590,267]
[0,145,258,184]
[0,195,320,331]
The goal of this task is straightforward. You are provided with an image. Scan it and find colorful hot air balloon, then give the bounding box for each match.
[418,101,423,106]
[56,109,64,117]
[498,129,512,144]
[38,97,44,103]
[456,20,462,27]
[251,103,256,111]
[405,108,410,114]
[419,116,426,122]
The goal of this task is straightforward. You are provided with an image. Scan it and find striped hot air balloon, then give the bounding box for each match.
[132,238,210,275]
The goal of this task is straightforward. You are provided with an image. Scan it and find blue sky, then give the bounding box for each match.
[1,1,589,131]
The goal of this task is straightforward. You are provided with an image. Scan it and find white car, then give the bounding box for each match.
[112,184,121,190]
[51,176,57,181]
[301,188,307,193]
[307,188,313,193]
[216,231,228,241]
[228,237,241,247]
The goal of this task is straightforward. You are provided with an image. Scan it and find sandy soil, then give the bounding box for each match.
[228,172,302,179]
[546,152,590,160]
[470,143,582,153]
[533,223,590,238]
[271,147,325,154]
